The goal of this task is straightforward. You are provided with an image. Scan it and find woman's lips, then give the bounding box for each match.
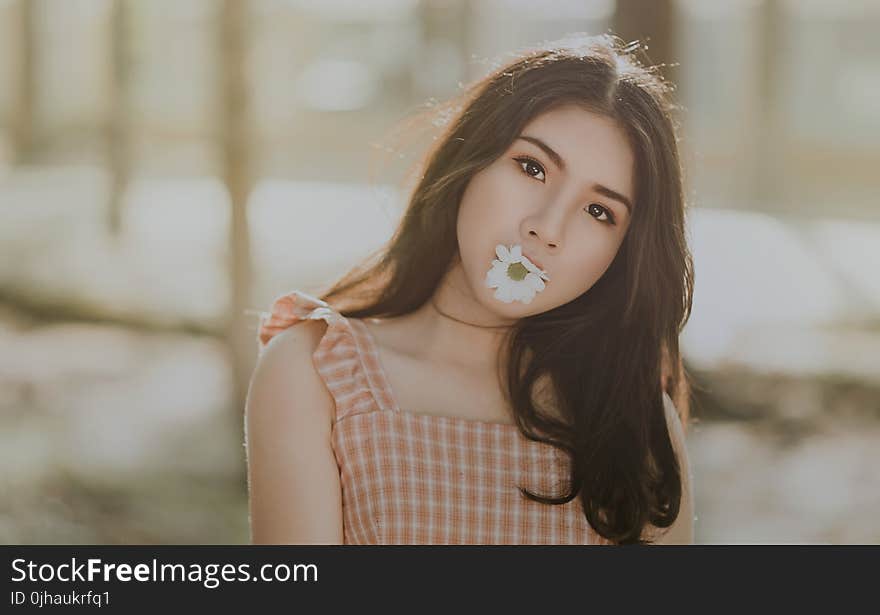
[523,251,545,272]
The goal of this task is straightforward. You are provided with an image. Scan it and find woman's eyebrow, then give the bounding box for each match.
[517,135,566,170]
[516,134,633,214]
[593,185,632,214]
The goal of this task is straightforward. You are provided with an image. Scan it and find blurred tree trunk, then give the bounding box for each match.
[613,0,677,86]
[106,0,130,234]
[418,0,471,89]
[13,0,36,164]
[221,0,255,416]
[755,0,781,209]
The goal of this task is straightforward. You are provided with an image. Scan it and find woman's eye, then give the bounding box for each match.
[515,157,546,182]
[585,203,616,225]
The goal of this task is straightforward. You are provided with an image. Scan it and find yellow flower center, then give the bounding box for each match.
[506,261,528,281]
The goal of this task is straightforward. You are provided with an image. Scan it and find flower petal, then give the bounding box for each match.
[495,244,510,262]
[510,244,522,261]
[520,255,539,273]
[486,266,505,288]
[513,283,535,304]
[496,284,514,303]
[508,284,522,301]
[525,272,545,292]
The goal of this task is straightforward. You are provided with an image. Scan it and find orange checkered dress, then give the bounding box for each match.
[257,289,614,545]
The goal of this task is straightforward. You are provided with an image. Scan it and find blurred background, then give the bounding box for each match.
[1,0,878,544]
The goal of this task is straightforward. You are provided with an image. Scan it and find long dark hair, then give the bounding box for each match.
[311,33,694,545]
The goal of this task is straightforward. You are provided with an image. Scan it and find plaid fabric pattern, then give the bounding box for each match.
[258,290,614,545]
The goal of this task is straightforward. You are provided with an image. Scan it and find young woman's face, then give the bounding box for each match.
[456,104,636,318]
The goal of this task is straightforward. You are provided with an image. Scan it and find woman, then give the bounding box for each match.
[246,33,695,545]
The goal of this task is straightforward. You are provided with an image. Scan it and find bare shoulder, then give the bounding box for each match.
[246,317,344,543]
[248,318,336,430]
[262,316,328,356]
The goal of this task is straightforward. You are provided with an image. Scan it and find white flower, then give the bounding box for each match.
[485,243,550,304]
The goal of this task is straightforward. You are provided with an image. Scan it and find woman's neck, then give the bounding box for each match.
[392,264,514,374]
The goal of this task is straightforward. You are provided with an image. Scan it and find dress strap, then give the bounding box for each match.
[256,290,394,422]
[348,318,401,415]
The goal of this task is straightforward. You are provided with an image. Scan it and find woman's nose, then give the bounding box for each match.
[523,202,566,249]
[528,229,557,249]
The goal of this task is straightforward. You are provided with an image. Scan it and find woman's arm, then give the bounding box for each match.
[245,322,344,544]
[650,393,695,545]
